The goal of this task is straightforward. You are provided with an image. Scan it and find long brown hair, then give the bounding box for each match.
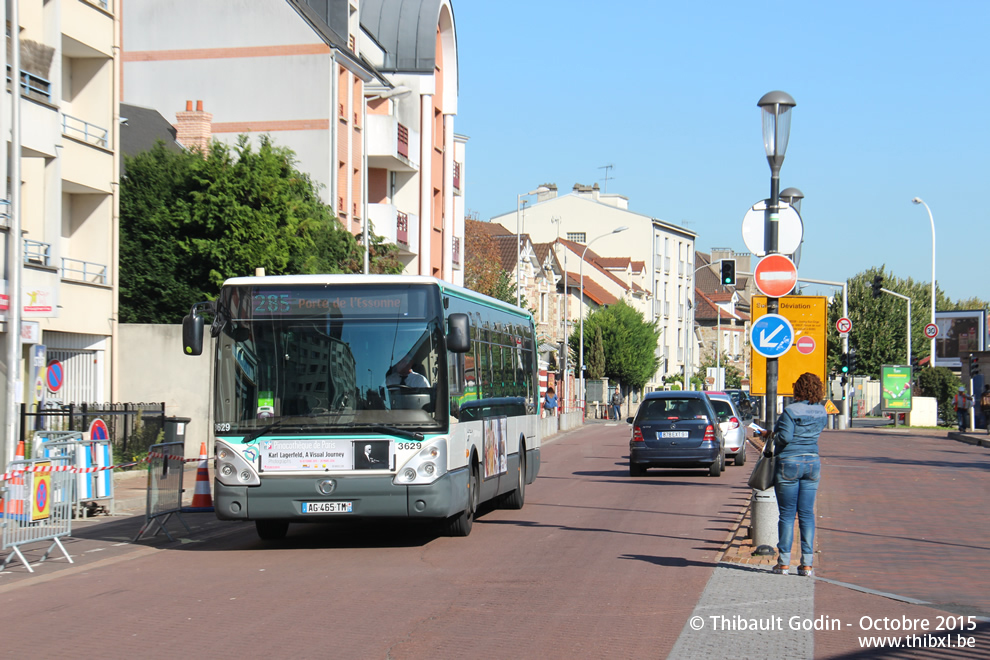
[793,373,824,404]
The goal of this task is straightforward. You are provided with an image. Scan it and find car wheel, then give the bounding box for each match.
[501,444,526,510]
[709,452,723,477]
[256,520,289,540]
[446,465,478,537]
[629,463,646,477]
[734,445,747,466]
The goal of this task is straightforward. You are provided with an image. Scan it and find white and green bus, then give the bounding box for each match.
[182,275,541,539]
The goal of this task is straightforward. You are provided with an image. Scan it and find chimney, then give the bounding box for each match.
[536,183,557,203]
[175,99,213,154]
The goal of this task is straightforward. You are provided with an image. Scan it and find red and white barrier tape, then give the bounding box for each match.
[1,452,204,482]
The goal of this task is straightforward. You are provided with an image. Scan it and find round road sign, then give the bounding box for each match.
[89,418,109,442]
[924,323,939,339]
[795,335,816,355]
[836,317,852,335]
[46,360,64,393]
[754,254,798,298]
[741,199,804,257]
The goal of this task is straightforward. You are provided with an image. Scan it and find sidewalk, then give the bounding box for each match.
[672,426,990,658]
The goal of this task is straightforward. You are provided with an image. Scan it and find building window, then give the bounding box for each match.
[540,292,547,323]
[566,232,586,243]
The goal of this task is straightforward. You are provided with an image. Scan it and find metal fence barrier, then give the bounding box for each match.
[33,431,115,517]
[133,442,190,542]
[1,457,75,573]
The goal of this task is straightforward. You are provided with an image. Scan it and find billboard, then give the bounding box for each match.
[880,365,913,412]
[934,310,986,369]
[750,296,828,396]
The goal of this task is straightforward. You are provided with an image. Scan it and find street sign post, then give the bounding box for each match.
[754,254,798,298]
[751,296,829,396]
[924,323,939,339]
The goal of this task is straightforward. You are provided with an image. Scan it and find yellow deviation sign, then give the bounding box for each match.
[751,296,828,396]
[31,461,52,521]
[824,399,840,415]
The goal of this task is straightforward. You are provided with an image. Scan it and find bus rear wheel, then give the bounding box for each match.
[501,443,526,510]
[256,520,289,540]
[446,465,478,537]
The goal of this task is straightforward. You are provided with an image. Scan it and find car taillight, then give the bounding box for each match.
[728,417,739,430]
[704,425,715,442]
[632,426,644,443]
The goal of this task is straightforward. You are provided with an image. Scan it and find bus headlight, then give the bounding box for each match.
[216,439,260,487]
[393,439,447,486]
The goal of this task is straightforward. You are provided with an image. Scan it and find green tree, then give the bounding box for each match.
[917,367,960,427]
[120,136,401,323]
[826,267,989,379]
[570,300,661,393]
[697,352,743,389]
[587,326,606,379]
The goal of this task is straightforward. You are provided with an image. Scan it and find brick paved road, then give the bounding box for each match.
[816,429,990,616]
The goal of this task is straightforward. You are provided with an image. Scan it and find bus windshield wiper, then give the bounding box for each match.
[349,424,424,441]
[240,418,293,444]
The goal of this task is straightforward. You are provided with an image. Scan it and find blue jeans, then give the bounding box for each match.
[956,410,967,431]
[612,404,620,420]
[774,454,821,567]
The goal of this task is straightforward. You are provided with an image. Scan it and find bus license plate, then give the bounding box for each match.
[302,501,353,514]
[660,431,689,439]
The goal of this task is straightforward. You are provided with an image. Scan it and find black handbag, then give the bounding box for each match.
[747,433,777,491]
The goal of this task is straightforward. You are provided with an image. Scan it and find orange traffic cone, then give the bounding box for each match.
[2,441,27,520]
[184,442,214,512]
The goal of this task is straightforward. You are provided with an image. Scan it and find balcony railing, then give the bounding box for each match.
[397,123,409,158]
[664,301,670,318]
[24,240,52,266]
[664,256,671,273]
[452,236,460,265]
[453,161,461,191]
[678,304,684,320]
[396,211,409,246]
[678,261,685,277]
[62,257,108,285]
[6,66,52,103]
[63,113,109,148]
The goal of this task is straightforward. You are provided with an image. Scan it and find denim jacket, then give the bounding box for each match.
[772,401,827,458]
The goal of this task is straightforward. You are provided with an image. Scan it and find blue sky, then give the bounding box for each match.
[453,1,989,303]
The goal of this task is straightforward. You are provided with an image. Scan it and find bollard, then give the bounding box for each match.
[750,487,778,555]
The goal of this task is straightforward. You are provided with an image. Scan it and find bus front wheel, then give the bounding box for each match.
[446,465,478,537]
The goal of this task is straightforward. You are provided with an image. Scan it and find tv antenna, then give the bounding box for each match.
[598,164,615,193]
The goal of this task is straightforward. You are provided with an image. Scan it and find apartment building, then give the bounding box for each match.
[490,183,696,387]
[1,0,120,458]
[122,0,463,283]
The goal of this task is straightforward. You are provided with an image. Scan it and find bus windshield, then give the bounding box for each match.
[213,283,445,434]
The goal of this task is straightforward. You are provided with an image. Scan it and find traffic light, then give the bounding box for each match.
[871,275,883,299]
[848,347,858,373]
[720,259,736,286]
[841,353,850,374]
[971,354,980,377]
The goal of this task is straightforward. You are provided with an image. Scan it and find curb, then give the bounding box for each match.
[946,431,990,448]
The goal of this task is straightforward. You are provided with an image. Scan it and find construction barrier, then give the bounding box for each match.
[183,442,213,512]
[133,441,191,542]
[33,430,115,517]
[1,457,75,573]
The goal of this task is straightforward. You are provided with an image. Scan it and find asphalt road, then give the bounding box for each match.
[0,422,751,659]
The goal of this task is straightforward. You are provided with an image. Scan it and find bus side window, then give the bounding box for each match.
[448,351,465,395]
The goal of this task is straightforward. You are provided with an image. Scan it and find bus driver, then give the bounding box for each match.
[386,357,430,388]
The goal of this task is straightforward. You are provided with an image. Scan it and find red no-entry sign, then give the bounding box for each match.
[754,254,798,298]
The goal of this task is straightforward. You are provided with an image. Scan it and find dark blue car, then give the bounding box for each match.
[628,391,725,477]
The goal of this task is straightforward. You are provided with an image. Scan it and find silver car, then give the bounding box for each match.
[705,392,747,466]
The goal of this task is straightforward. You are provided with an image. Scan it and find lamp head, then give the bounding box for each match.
[613,226,629,234]
[911,197,923,205]
[758,91,796,162]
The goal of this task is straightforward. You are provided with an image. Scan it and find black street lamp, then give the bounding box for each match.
[757,91,796,429]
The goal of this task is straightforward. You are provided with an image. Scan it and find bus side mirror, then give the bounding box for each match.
[183,312,205,356]
[447,313,470,353]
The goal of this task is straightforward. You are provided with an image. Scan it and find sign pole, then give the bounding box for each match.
[765,178,780,430]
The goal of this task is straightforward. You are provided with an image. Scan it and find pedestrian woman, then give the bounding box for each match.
[544,387,558,417]
[769,372,828,576]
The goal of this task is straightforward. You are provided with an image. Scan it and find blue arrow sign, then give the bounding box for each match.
[750,314,795,358]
